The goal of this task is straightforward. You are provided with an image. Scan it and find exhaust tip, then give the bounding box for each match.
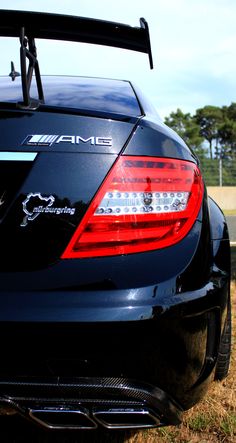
[93,407,161,429]
[29,407,97,430]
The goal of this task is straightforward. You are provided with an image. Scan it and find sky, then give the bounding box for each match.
[0,0,235,119]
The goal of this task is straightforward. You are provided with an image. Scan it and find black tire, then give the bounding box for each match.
[214,296,232,381]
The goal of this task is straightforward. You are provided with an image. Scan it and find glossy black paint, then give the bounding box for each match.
[0,76,142,116]
[124,117,197,162]
[0,10,153,67]
[0,191,230,412]
[0,108,137,154]
[0,72,231,428]
[0,152,117,270]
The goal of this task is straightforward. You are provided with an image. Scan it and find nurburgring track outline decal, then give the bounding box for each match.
[21,192,76,227]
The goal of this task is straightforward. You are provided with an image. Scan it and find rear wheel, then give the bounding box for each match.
[214,295,232,381]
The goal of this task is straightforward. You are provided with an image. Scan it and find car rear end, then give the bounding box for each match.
[0,10,231,431]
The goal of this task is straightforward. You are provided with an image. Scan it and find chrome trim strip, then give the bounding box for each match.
[0,152,37,161]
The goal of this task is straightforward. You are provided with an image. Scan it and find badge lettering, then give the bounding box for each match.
[22,135,112,147]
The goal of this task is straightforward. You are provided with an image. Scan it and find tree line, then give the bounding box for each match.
[164,103,236,185]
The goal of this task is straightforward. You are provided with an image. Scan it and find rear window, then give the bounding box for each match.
[0,75,141,116]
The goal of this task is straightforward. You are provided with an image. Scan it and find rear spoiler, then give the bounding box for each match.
[0,10,153,108]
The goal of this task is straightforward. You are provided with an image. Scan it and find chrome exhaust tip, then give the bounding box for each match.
[93,407,161,429]
[29,406,161,430]
[29,407,97,430]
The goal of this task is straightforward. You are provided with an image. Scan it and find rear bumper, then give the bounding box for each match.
[0,230,230,429]
[0,277,228,323]
[0,271,229,416]
[0,377,183,429]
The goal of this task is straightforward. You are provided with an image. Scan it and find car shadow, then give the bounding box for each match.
[0,416,137,442]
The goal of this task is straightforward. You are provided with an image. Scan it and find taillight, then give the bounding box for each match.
[62,156,204,258]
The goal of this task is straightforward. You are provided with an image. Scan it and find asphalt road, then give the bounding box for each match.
[226,216,236,243]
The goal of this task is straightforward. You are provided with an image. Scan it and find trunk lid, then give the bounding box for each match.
[0,109,138,271]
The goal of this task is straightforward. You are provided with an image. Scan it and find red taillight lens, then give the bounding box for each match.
[62,156,204,258]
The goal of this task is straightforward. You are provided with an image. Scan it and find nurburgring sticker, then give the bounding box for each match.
[21,192,76,227]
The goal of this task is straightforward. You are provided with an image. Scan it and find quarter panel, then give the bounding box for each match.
[124,118,197,162]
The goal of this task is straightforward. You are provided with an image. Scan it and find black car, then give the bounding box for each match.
[0,9,231,431]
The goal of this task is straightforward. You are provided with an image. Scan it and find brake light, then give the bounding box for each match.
[62,156,204,258]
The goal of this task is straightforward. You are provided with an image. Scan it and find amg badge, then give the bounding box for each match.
[22,135,112,147]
